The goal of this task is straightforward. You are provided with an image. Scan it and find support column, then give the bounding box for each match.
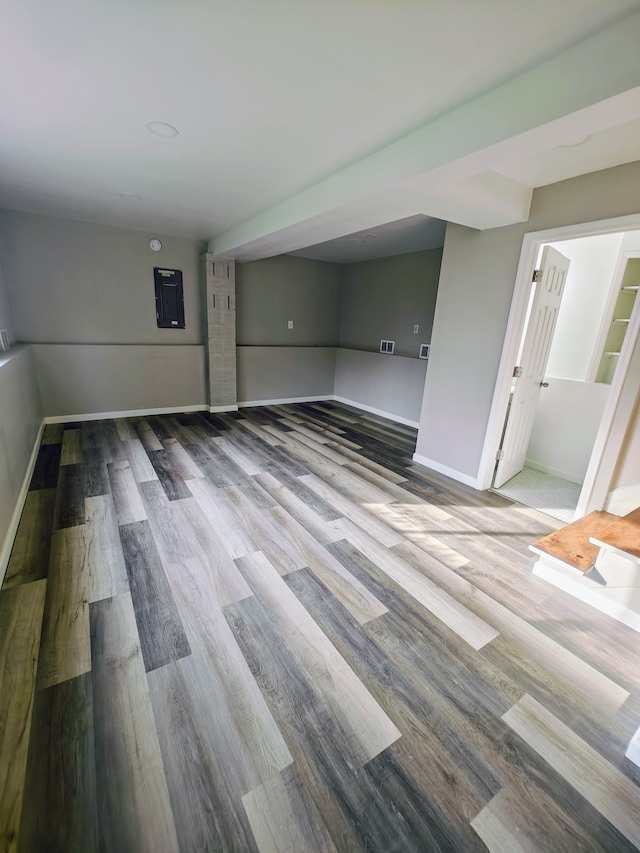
[202,253,237,411]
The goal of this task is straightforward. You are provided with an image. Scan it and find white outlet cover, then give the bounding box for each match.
[413,324,419,334]
[288,320,294,329]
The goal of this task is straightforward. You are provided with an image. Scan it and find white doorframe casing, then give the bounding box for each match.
[476,213,640,517]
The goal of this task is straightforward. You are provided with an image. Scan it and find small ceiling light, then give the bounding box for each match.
[120,192,142,201]
[146,121,179,137]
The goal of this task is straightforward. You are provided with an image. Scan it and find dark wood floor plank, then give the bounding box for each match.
[29,443,61,491]
[119,520,191,672]
[235,550,399,764]
[0,580,47,851]
[3,489,55,589]
[19,672,98,853]
[90,593,179,853]
[81,446,111,498]
[53,463,86,530]
[144,449,192,501]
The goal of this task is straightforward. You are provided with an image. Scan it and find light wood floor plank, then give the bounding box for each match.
[393,540,631,716]
[503,693,640,849]
[90,593,179,853]
[37,528,91,690]
[60,428,82,466]
[123,437,158,483]
[107,460,147,524]
[187,476,260,560]
[301,472,404,548]
[3,489,55,589]
[333,517,499,650]
[242,765,337,853]
[0,580,47,853]
[235,551,401,766]
[84,495,129,602]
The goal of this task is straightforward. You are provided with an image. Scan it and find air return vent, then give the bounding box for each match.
[380,340,395,354]
[0,330,9,352]
[419,343,430,359]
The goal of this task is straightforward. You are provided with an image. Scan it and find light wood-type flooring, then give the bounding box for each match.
[2,401,640,852]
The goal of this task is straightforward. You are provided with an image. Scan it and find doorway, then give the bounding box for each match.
[478,215,640,522]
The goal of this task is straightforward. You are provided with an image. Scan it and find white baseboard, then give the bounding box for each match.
[0,419,46,583]
[605,482,640,516]
[332,396,419,428]
[44,404,209,423]
[411,452,479,489]
[209,404,239,413]
[525,457,582,484]
[237,396,332,408]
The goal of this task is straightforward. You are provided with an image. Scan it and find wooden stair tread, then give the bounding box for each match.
[532,511,619,572]
[590,507,640,559]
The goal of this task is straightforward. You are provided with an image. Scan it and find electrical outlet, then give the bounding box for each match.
[288,320,294,329]
[413,324,419,334]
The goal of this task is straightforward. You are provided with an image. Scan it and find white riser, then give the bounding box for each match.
[532,555,640,634]
[595,548,640,587]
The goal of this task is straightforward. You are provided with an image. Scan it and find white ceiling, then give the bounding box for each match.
[2,0,640,261]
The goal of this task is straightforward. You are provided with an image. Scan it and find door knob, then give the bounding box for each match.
[539,381,549,388]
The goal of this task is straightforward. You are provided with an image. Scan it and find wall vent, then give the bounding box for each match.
[380,340,395,354]
[419,343,430,359]
[0,330,9,352]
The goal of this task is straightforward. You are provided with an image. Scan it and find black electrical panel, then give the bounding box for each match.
[154,267,185,329]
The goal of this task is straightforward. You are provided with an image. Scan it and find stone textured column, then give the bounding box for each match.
[202,253,237,410]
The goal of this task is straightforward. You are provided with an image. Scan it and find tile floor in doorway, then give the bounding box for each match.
[493,466,581,524]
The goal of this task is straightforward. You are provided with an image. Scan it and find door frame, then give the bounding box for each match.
[476,213,640,516]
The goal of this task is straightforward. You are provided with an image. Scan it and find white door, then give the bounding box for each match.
[494,245,570,488]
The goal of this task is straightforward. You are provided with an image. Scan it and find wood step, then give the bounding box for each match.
[531,511,619,572]
[590,507,640,561]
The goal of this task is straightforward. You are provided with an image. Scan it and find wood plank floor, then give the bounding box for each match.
[2,401,640,852]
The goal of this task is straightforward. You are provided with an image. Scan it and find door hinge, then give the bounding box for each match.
[513,365,523,378]
[532,269,542,283]
[496,449,505,461]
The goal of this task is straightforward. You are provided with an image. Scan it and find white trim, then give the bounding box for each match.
[605,482,640,516]
[0,419,46,583]
[44,404,209,423]
[237,395,332,408]
[412,452,479,488]
[332,396,419,428]
[477,213,640,495]
[209,404,239,413]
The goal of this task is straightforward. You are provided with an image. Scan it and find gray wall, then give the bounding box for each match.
[0,210,204,344]
[237,346,336,404]
[334,348,428,425]
[340,250,442,357]
[415,160,640,479]
[0,210,205,417]
[236,255,341,346]
[0,346,43,575]
[32,344,206,417]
